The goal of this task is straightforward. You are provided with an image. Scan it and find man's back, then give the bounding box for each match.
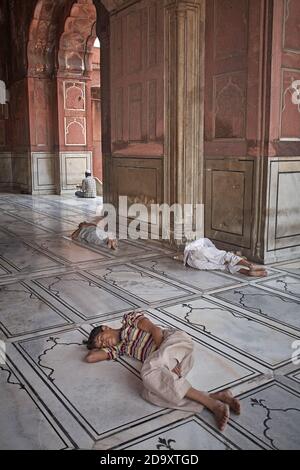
[82,176,97,198]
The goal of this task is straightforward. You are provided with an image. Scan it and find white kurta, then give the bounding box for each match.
[183,238,244,274]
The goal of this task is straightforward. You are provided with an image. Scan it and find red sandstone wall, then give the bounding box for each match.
[205,0,300,158]
[110,0,164,158]
[205,0,263,158]
[0,0,9,83]
[269,0,300,155]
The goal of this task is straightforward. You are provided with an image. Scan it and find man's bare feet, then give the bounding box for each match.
[213,401,230,432]
[250,264,265,271]
[210,390,241,415]
[107,238,118,250]
[248,269,268,277]
[111,239,118,250]
[173,254,184,262]
[71,228,81,240]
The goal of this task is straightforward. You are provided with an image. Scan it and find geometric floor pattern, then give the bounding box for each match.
[0,194,300,450]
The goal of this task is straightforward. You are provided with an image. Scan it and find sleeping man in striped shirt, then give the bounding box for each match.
[83,312,241,432]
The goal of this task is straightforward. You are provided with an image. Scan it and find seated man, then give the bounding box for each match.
[71,221,118,250]
[181,238,268,277]
[75,171,97,199]
[83,312,241,432]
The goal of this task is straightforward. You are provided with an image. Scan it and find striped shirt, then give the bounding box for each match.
[102,312,158,362]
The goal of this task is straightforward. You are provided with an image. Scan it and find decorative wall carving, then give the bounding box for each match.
[65,117,87,146]
[64,82,86,111]
[213,72,246,139]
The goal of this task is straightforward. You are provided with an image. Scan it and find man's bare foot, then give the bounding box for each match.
[250,264,265,271]
[213,401,230,432]
[210,390,241,415]
[111,239,118,250]
[107,238,118,250]
[71,228,81,240]
[248,269,268,277]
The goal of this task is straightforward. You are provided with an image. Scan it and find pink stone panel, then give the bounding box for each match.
[215,0,248,60]
[129,83,142,141]
[214,72,247,139]
[110,0,164,155]
[283,0,300,52]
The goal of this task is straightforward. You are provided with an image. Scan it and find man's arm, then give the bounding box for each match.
[85,349,109,363]
[137,317,164,348]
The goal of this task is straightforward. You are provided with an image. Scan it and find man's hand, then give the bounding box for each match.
[172,360,182,378]
[85,349,109,363]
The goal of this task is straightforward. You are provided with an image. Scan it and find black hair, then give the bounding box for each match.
[85,171,92,177]
[83,326,104,350]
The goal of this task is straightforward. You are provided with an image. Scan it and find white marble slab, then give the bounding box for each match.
[0,281,72,339]
[34,273,137,320]
[0,239,61,272]
[0,213,50,236]
[274,261,300,277]
[159,298,298,368]
[230,382,300,450]
[211,285,300,331]
[77,239,151,259]
[258,275,300,299]
[5,210,78,233]
[32,237,108,264]
[120,417,236,450]
[134,257,241,291]
[89,265,193,304]
[0,364,72,450]
[0,265,10,277]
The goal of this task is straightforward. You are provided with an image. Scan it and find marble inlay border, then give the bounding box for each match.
[154,296,300,370]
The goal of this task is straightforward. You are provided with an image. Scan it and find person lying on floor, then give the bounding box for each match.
[71,221,118,250]
[180,238,268,277]
[83,312,241,432]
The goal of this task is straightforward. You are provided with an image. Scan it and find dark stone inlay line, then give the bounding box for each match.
[37,336,82,383]
[251,398,300,450]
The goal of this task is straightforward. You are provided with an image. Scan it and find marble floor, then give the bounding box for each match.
[0,193,300,450]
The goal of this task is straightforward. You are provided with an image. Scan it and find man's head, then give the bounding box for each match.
[85,171,92,178]
[83,325,120,350]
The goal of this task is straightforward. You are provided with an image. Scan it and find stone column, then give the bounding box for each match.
[164,0,205,241]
